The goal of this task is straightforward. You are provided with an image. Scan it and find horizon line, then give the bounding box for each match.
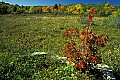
[0,1,120,7]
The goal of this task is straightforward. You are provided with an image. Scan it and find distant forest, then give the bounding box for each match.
[0,1,120,16]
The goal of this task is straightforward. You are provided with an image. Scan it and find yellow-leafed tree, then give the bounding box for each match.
[29,6,34,13]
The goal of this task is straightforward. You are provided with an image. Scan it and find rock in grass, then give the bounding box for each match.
[100,69,116,80]
[56,55,67,60]
[96,64,115,80]
[96,64,113,73]
[96,64,110,70]
[32,52,47,56]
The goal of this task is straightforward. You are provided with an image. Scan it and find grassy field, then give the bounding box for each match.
[0,14,83,54]
[0,14,120,79]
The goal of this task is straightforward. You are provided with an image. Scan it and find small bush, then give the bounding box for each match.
[93,15,120,28]
[107,15,120,28]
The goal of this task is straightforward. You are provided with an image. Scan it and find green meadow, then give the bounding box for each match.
[0,14,120,79]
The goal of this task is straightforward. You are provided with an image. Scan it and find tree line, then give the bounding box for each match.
[0,1,120,16]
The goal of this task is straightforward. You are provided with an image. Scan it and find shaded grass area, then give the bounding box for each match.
[0,52,98,80]
[0,14,120,79]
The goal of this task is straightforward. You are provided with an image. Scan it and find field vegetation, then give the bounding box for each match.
[0,1,120,79]
[0,13,120,79]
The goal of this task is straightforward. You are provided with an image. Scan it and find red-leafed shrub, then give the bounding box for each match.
[63,8,109,72]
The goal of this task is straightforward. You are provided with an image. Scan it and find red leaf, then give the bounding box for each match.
[67,35,71,38]
[75,47,78,51]
[89,8,96,14]
[98,41,105,47]
[63,51,67,55]
[91,56,97,63]
[82,52,87,56]
[71,40,75,45]
[89,21,92,26]
[80,39,85,44]
[76,62,84,69]
[85,33,89,37]
[68,28,72,32]
[65,30,71,38]
[69,57,73,64]
[65,42,73,49]
[87,53,91,57]
[74,28,79,34]
[80,30,85,36]
[89,15,94,19]
[88,19,91,22]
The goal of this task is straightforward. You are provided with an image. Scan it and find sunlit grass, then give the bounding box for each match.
[0,14,120,79]
[0,14,120,54]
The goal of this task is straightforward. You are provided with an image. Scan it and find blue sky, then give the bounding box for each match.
[1,0,120,6]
